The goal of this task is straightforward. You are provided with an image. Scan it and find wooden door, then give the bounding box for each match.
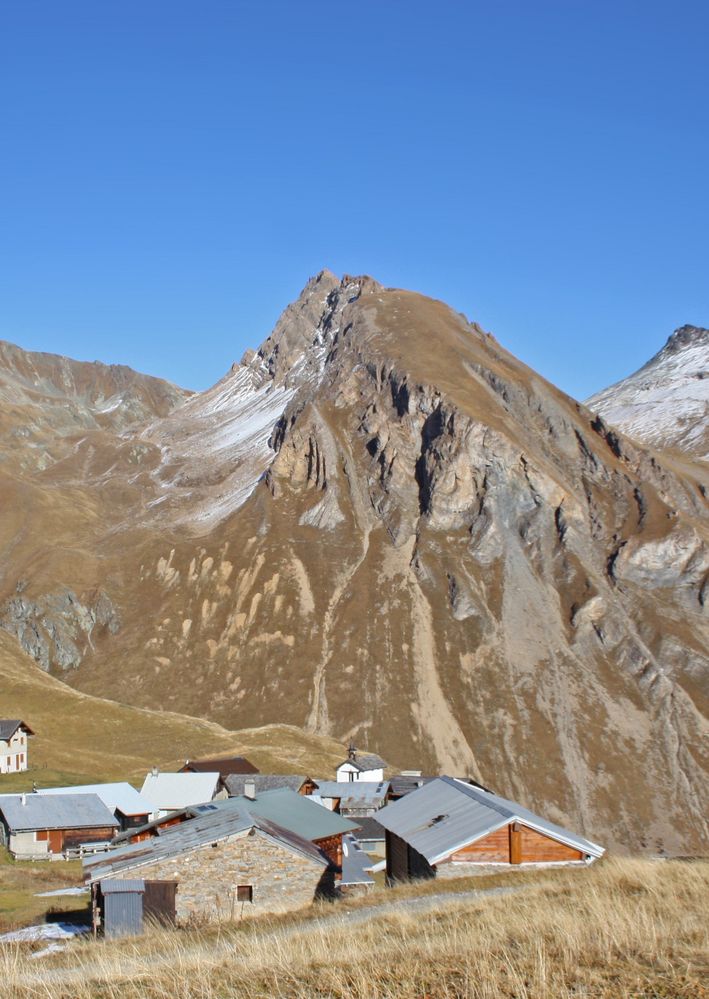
[143,881,177,925]
[509,823,522,864]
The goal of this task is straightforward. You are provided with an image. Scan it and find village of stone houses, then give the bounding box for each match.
[0,718,605,943]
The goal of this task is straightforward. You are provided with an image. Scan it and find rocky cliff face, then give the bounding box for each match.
[1,277,707,855]
[586,325,709,462]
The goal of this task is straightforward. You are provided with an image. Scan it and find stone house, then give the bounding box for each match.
[84,802,337,924]
[0,720,33,774]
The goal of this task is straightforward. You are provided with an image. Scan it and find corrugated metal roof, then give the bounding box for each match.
[0,793,119,832]
[375,777,604,863]
[216,789,360,840]
[101,879,145,893]
[353,816,386,841]
[0,720,33,741]
[223,774,307,796]
[36,783,155,818]
[312,781,389,807]
[140,772,219,811]
[84,801,329,882]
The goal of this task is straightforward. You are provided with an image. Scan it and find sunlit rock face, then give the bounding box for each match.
[0,276,707,856]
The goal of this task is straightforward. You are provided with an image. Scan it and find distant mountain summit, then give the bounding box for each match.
[586,325,709,461]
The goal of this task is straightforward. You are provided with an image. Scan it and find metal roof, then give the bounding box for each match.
[0,720,33,741]
[352,816,386,841]
[375,777,605,864]
[341,835,375,886]
[100,879,145,893]
[312,781,390,807]
[223,774,307,796]
[84,801,329,882]
[0,793,119,832]
[388,775,436,797]
[140,772,220,811]
[196,789,360,840]
[36,783,155,818]
[181,756,259,776]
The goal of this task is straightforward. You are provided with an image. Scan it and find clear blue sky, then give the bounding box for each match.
[1,1,707,397]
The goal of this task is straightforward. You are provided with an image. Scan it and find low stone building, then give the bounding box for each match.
[84,802,336,925]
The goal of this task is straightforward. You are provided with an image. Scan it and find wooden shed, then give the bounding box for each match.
[376,776,604,882]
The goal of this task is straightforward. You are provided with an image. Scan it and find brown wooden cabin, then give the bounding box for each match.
[377,777,604,883]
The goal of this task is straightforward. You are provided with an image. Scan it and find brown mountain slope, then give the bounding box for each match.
[0,631,346,784]
[1,273,707,854]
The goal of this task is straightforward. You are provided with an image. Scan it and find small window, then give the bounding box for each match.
[236,884,253,903]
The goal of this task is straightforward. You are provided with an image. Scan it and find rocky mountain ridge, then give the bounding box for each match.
[586,325,709,462]
[1,274,707,854]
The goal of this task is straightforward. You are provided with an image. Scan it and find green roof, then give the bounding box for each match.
[237,788,360,841]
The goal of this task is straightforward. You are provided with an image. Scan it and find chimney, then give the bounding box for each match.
[21,793,26,806]
[151,766,159,778]
[244,779,256,800]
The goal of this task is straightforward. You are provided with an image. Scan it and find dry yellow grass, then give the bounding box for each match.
[1,858,707,998]
[0,631,348,785]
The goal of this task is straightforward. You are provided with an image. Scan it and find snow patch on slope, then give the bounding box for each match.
[586,326,709,461]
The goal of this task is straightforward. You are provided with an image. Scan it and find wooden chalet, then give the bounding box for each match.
[0,793,118,859]
[377,777,604,881]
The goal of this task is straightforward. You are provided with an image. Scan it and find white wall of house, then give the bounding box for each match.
[8,831,48,860]
[336,763,384,783]
[0,730,29,774]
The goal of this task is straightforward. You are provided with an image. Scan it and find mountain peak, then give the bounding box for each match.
[664,324,708,354]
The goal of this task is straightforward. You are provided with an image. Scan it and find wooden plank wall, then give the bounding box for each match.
[520,826,583,862]
[450,826,509,862]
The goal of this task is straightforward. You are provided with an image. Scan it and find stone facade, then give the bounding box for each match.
[109,828,331,924]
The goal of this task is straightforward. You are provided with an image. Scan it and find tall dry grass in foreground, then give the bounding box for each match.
[1,858,707,998]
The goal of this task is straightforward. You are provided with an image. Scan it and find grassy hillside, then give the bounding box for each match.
[1,859,707,997]
[0,631,347,789]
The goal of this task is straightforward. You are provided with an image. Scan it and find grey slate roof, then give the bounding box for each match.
[336,753,386,772]
[84,800,329,882]
[375,777,605,864]
[36,783,155,818]
[223,774,308,796]
[0,720,33,741]
[0,793,119,833]
[312,781,390,809]
[197,788,360,840]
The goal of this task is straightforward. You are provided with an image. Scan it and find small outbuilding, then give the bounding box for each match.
[92,878,177,938]
[311,780,390,817]
[376,777,604,882]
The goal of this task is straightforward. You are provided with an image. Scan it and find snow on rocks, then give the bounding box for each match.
[586,326,709,461]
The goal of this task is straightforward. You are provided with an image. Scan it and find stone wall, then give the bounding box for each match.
[108,828,331,924]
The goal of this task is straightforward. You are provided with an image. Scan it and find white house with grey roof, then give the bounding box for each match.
[336,745,386,783]
[376,777,604,882]
[0,720,33,774]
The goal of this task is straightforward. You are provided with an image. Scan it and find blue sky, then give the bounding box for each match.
[1,1,707,397]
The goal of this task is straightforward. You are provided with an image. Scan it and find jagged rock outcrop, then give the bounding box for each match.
[0,276,707,855]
